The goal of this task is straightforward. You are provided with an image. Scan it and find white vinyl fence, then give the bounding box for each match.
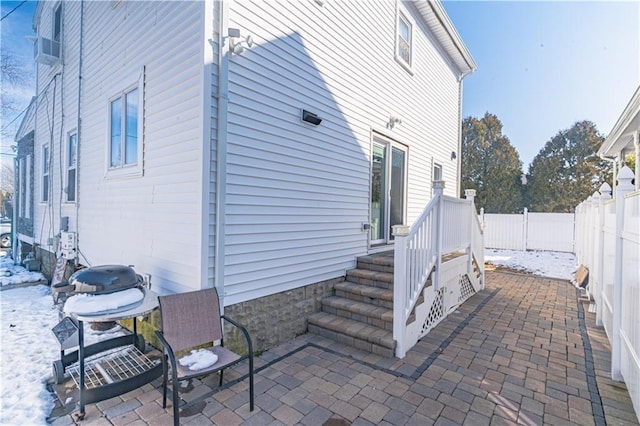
[481,209,575,252]
[575,166,639,420]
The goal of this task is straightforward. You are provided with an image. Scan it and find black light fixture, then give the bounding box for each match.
[301,109,322,126]
[451,151,457,160]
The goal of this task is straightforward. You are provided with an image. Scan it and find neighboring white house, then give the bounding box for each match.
[15,0,475,350]
[598,85,640,191]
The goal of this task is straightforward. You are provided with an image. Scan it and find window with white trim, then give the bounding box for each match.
[396,11,412,69]
[25,155,32,218]
[42,145,50,202]
[52,3,62,42]
[107,76,143,178]
[433,163,442,182]
[19,157,25,217]
[67,132,77,202]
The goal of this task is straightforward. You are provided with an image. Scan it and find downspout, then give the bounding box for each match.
[75,0,84,241]
[600,154,618,196]
[214,0,230,308]
[635,130,639,190]
[456,75,463,197]
[456,68,473,198]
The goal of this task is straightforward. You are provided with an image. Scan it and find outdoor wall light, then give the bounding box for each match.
[301,109,322,126]
[451,151,457,160]
[387,115,403,129]
[229,28,253,55]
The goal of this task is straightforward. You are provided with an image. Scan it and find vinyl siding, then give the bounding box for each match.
[31,1,208,294]
[221,0,461,305]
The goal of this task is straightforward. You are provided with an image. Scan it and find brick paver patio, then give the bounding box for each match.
[51,270,639,425]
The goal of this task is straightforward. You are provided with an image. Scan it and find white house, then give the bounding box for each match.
[16,0,476,352]
[598,85,640,191]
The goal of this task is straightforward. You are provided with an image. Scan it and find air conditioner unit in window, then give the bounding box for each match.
[34,36,60,65]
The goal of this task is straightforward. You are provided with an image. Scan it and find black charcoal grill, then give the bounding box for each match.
[53,265,145,303]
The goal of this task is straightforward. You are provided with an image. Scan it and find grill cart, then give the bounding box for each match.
[50,265,162,420]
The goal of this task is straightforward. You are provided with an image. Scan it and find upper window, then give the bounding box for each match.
[67,132,77,202]
[107,83,142,177]
[42,145,50,203]
[396,11,413,71]
[52,3,62,42]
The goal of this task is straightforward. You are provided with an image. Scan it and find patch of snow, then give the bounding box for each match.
[485,249,577,281]
[0,285,59,425]
[179,349,218,371]
[63,288,144,316]
[0,256,47,286]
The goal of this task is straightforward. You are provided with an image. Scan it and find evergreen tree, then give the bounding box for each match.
[460,113,524,213]
[525,121,612,212]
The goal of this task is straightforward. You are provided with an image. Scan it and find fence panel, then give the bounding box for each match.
[482,212,575,252]
[526,213,575,252]
[621,191,640,417]
[483,214,524,250]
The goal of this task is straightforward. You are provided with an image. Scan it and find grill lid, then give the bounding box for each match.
[68,265,143,295]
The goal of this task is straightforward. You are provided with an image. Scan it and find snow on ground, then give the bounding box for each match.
[485,249,577,281]
[0,249,577,424]
[0,255,47,287]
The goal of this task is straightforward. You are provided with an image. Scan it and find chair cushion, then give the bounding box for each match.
[174,346,241,379]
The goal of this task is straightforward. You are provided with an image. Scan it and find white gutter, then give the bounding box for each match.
[214,0,230,307]
[600,155,618,196]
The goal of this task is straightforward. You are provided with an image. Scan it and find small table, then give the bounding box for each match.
[53,290,163,420]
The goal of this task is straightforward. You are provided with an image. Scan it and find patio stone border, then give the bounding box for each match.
[575,287,606,425]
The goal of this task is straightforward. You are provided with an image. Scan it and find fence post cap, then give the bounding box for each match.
[464,189,476,197]
[392,225,410,236]
[599,182,612,199]
[617,166,634,192]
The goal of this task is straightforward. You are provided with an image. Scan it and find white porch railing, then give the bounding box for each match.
[575,166,640,420]
[392,182,484,358]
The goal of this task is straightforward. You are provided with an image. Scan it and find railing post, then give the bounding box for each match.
[464,189,476,278]
[434,181,445,290]
[596,183,612,327]
[523,207,529,251]
[392,224,410,359]
[612,166,634,381]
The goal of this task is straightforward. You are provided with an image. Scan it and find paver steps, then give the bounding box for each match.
[308,252,397,357]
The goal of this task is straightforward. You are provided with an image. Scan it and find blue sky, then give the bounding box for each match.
[1,1,639,170]
[1,0,37,162]
[442,0,639,169]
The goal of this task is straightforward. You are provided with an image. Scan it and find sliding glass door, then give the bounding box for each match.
[370,136,406,245]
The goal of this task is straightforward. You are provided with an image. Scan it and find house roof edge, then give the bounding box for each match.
[415,0,477,78]
[598,85,640,157]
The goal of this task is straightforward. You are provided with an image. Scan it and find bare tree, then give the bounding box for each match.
[1,162,14,195]
[1,51,26,117]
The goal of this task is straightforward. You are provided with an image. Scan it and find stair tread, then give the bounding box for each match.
[357,253,394,267]
[346,268,394,282]
[308,312,395,349]
[322,296,393,322]
[334,281,393,301]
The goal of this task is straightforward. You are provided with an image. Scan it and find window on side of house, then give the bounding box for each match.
[53,3,62,42]
[26,154,32,218]
[396,11,412,70]
[107,80,142,178]
[42,145,50,203]
[19,157,25,217]
[433,163,442,181]
[67,132,77,202]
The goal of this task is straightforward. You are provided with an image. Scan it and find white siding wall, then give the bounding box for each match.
[33,1,208,294]
[32,2,78,253]
[222,0,462,305]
